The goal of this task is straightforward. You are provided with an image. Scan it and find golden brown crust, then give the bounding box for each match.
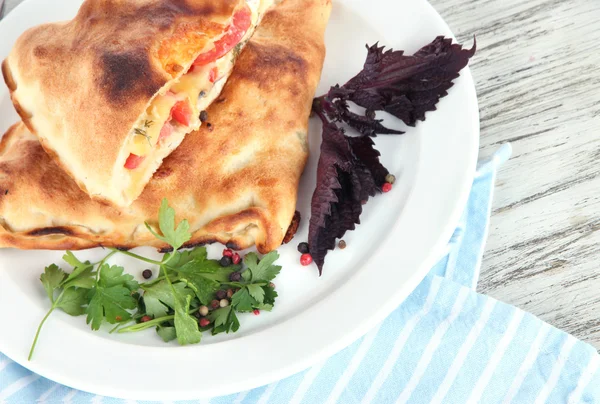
[2,0,249,206]
[0,0,331,253]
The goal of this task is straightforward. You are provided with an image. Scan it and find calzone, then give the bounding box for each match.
[2,0,274,206]
[0,0,332,253]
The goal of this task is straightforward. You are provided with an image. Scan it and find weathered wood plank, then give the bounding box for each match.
[430,0,600,347]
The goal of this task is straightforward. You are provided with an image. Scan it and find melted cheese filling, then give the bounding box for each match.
[126,54,234,158]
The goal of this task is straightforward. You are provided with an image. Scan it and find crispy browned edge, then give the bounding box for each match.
[0,125,283,253]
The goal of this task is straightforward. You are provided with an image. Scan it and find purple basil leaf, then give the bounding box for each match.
[333,100,403,137]
[347,136,390,187]
[335,36,476,127]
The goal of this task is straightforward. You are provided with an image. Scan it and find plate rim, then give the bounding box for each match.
[0,0,480,399]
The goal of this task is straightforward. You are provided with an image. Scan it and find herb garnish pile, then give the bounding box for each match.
[309,36,476,272]
[30,199,281,360]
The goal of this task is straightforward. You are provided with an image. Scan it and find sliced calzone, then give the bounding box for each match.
[0,0,332,253]
[1,0,274,207]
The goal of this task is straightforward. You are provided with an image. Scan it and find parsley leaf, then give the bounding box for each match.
[231,287,258,312]
[176,258,222,304]
[86,285,137,329]
[143,281,194,318]
[86,264,139,329]
[172,291,202,345]
[40,264,66,302]
[263,286,278,305]
[246,284,265,304]
[209,306,240,335]
[145,199,191,250]
[157,326,177,342]
[166,247,208,268]
[63,251,94,289]
[56,288,88,316]
[99,264,139,291]
[244,251,281,282]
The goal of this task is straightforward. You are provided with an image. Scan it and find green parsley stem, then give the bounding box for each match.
[95,250,118,282]
[140,275,178,289]
[117,315,174,333]
[110,249,162,266]
[28,289,65,361]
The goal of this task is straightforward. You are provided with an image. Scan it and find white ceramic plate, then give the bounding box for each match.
[0,0,479,400]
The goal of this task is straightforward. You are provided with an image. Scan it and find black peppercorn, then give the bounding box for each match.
[229,272,242,282]
[142,269,153,279]
[199,110,208,122]
[216,290,227,300]
[220,256,233,267]
[297,242,310,254]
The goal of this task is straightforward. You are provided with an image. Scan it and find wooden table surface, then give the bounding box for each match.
[429,0,600,348]
[5,0,600,347]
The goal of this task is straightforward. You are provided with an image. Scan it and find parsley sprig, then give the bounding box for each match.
[29,199,282,360]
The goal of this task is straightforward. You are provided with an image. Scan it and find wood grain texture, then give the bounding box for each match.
[4,0,600,346]
[429,0,600,347]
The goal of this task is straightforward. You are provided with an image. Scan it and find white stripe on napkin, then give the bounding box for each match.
[232,390,249,404]
[91,395,103,404]
[431,298,497,403]
[568,354,599,404]
[63,388,78,403]
[289,359,326,404]
[395,287,470,403]
[361,276,443,404]
[467,310,525,403]
[0,374,40,401]
[502,323,551,404]
[324,323,383,404]
[534,336,577,404]
[38,383,61,403]
[0,357,10,373]
[257,381,277,404]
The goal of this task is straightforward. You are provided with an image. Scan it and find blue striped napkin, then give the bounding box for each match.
[2,143,599,403]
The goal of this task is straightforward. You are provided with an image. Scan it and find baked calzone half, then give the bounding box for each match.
[0,0,332,253]
[2,0,274,207]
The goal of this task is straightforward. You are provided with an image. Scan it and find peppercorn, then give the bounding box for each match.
[199,306,209,316]
[199,110,208,122]
[227,288,234,298]
[229,271,242,282]
[385,174,396,184]
[300,253,313,266]
[253,309,260,316]
[297,242,310,254]
[338,240,347,249]
[193,311,202,319]
[141,315,152,323]
[382,183,393,193]
[216,290,227,300]
[142,269,153,279]
[210,300,220,309]
[199,318,211,327]
[220,256,233,267]
[223,248,233,257]
[199,90,207,98]
[220,299,230,308]
[232,253,242,265]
